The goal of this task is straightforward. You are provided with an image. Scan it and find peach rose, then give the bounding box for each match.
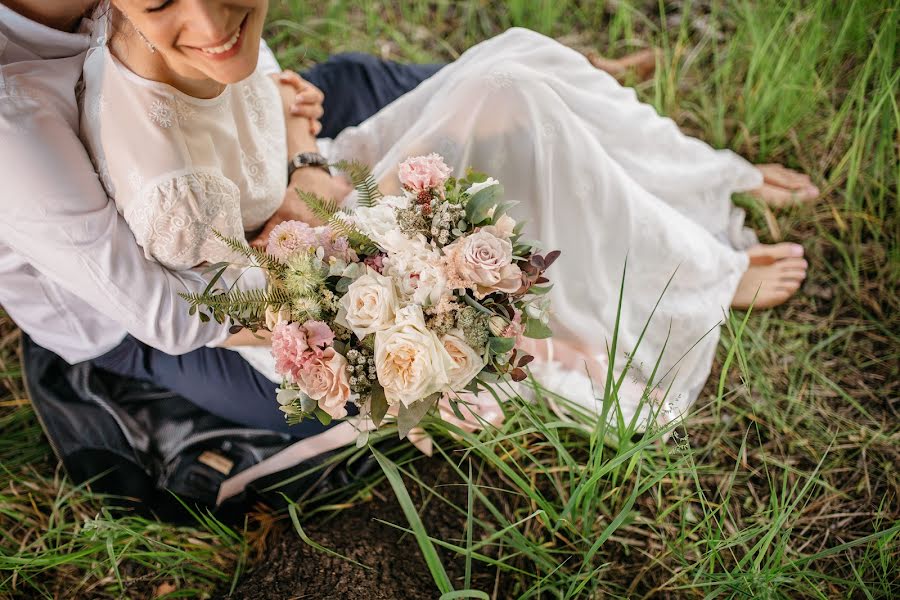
[297,347,352,419]
[374,306,454,407]
[441,330,486,391]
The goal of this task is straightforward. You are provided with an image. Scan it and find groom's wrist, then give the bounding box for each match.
[285,116,319,156]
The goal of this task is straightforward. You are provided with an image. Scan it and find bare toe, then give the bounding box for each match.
[758,164,813,188]
[750,164,819,207]
[732,249,808,309]
[747,242,805,264]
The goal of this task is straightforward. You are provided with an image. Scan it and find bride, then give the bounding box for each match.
[80,0,815,432]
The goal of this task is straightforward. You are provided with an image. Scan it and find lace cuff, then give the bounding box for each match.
[127,170,247,271]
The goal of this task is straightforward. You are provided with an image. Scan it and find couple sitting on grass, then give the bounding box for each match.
[0,0,818,462]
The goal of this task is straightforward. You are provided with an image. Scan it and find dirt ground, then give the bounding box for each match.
[220,457,502,600]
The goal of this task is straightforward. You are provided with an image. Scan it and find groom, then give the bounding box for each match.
[0,0,441,435]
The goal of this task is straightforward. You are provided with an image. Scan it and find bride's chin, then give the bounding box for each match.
[202,58,259,85]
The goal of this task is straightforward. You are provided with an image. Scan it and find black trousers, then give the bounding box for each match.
[93,54,443,436]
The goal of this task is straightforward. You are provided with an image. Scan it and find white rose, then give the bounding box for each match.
[337,268,399,340]
[441,330,486,391]
[374,305,454,407]
[464,177,500,197]
[383,239,449,306]
[352,195,409,251]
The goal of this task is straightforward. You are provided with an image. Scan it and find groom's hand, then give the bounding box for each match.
[250,168,352,249]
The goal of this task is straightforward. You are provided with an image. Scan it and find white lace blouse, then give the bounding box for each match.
[79,24,287,271]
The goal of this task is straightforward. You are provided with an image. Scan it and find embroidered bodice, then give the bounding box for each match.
[79,18,286,270]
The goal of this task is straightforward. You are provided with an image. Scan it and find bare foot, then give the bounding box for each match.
[731,243,808,309]
[749,164,820,207]
[586,48,659,83]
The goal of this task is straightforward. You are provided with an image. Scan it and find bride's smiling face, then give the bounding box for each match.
[113,0,268,86]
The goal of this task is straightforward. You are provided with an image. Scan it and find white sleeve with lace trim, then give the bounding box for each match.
[128,169,248,271]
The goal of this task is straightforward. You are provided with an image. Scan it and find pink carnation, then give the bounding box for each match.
[271,321,310,381]
[364,253,386,273]
[271,320,337,381]
[503,308,525,347]
[398,153,452,195]
[303,320,335,350]
[267,221,319,260]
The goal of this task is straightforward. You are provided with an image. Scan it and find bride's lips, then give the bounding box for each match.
[185,14,249,62]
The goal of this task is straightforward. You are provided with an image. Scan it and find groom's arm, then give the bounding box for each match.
[0,66,265,355]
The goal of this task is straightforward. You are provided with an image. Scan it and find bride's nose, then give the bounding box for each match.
[182,0,234,42]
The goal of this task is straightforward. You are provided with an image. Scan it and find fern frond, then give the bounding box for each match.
[211,230,286,274]
[328,213,379,255]
[333,159,382,207]
[297,189,341,222]
[179,286,291,329]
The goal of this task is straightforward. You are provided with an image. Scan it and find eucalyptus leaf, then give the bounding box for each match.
[529,284,554,295]
[461,294,494,316]
[314,408,333,426]
[489,336,516,354]
[492,200,519,220]
[370,385,389,428]
[465,184,503,225]
[397,393,439,439]
[524,317,553,339]
[336,277,353,294]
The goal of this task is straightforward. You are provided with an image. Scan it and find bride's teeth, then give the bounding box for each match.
[202,28,241,55]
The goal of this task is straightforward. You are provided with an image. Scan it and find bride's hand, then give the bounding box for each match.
[250,168,352,248]
[272,71,324,136]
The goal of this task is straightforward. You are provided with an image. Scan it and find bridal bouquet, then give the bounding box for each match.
[183,154,558,438]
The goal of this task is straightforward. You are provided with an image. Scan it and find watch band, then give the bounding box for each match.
[288,152,330,180]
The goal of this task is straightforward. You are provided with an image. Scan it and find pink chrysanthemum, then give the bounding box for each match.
[267,221,319,260]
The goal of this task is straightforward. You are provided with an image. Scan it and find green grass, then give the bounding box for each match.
[1,0,898,597]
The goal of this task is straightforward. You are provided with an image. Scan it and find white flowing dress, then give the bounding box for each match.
[81,25,762,430]
[326,28,762,428]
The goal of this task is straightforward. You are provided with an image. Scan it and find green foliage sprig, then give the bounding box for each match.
[333,159,383,207]
[298,189,379,255]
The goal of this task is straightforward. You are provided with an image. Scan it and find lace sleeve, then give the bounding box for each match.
[126,169,248,271]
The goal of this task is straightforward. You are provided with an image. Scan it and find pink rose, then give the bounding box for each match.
[398,153,452,195]
[271,321,310,381]
[443,230,522,298]
[297,347,352,419]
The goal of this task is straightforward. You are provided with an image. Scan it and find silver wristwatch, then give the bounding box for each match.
[287,152,330,180]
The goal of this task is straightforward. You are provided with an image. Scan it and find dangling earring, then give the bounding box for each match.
[136,28,156,53]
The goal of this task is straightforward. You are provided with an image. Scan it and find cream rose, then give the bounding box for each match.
[337,269,399,340]
[297,347,352,420]
[481,214,517,240]
[443,230,523,298]
[374,305,454,407]
[441,330,486,391]
[265,304,293,330]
